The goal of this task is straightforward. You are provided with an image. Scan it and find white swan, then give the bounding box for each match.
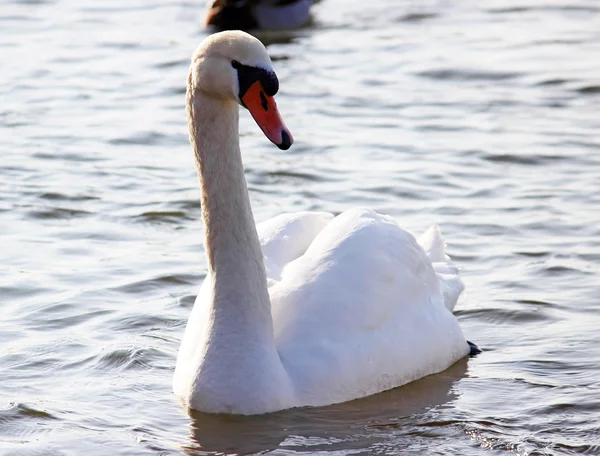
[173,31,477,415]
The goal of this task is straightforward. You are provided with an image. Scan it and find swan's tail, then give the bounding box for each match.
[417,224,465,312]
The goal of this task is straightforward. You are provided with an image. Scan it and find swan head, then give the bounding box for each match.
[189,31,293,150]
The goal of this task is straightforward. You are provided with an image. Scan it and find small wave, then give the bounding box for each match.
[417,69,521,82]
[455,307,555,324]
[111,273,198,295]
[27,207,93,220]
[515,250,551,258]
[395,12,438,23]
[136,210,190,224]
[108,312,185,333]
[31,151,103,162]
[534,78,571,86]
[154,59,188,69]
[0,403,58,422]
[575,85,600,95]
[0,403,58,445]
[38,192,99,202]
[178,289,197,302]
[516,299,558,308]
[266,169,326,182]
[487,5,600,14]
[93,346,170,371]
[26,307,112,331]
[108,131,172,146]
[542,264,593,277]
[482,153,566,166]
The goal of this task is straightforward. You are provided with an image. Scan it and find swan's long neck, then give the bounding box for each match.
[188,87,273,341]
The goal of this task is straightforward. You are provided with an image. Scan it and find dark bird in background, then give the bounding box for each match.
[205,0,313,31]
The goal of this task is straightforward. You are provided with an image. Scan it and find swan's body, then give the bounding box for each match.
[173,31,473,415]
[205,0,312,31]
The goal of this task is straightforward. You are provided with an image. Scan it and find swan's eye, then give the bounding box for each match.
[231,59,241,69]
[260,91,268,111]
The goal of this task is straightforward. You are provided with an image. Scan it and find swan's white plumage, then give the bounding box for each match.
[173,31,471,415]
[175,206,470,413]
[258,211,334,280]
[418,224,465,312]
[268,208,468,405]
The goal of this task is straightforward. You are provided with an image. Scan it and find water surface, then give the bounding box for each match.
[1,0,600,455]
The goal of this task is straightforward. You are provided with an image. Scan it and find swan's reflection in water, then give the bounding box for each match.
[182,358,469,455]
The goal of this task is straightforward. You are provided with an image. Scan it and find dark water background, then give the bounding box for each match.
[1,0,599,454]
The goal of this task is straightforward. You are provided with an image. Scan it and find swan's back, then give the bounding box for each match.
[264,208,469,407]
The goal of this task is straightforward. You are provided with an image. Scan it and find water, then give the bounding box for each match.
[1,0,599,454]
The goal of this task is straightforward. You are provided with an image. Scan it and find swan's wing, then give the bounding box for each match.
[270,208,441,340]
[417,224,465,312]
[257,211,334,281]
[268,208,469,406]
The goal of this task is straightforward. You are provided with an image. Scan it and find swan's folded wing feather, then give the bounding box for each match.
[268,208,468,405]
[417,224,464,312]
[270,208,440,339]
[417,223,447,262]
[257,211,334,280]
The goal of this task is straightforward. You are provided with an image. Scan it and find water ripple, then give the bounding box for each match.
[2,0,600,454]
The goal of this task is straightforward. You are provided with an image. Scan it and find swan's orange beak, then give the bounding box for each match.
[241,81,293,150]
